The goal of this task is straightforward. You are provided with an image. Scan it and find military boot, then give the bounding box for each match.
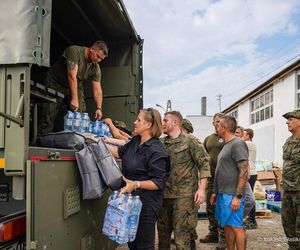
[215,237,227,250]
[199,232,219,243]
[190,240,196,250]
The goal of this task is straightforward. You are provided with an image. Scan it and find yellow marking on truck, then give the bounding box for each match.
[0,158,4,168]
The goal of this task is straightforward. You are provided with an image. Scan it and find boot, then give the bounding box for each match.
[199,232,219,243]
[190,240,196,250]
[215,237,227,250]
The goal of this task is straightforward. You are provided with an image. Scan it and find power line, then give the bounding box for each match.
[222,52,300,98]
[203,35,300,90]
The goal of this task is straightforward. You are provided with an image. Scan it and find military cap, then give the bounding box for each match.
[114,120,127,129]
[182,118,194,133]
[283,109,300,119]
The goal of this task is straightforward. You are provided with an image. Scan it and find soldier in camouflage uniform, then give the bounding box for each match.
[158,111,211,250]
[38,40,108,135]
[200,113,226,250]
[281,109,300,250]
[181,118,201,249]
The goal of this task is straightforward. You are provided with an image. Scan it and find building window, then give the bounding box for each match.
[250,89,273,124]
[228,109,238,121]
[297,74,300,108]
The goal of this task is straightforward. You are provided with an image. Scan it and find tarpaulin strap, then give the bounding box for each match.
[35,0,44,66]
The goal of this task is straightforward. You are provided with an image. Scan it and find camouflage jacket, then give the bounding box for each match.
[282,135,300,191]
[162,133,211,198]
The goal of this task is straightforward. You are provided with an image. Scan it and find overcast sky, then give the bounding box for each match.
[123,0,300,116]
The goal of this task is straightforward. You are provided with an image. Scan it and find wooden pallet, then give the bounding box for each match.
[256,209,272,219]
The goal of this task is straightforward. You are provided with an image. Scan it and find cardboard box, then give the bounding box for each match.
[257,171,276,180]
[257,171,276,185]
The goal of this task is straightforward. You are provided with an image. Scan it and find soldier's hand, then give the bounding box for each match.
[70,99,79,111]
[95,108,102,120]
[210,193,217,205]
[194,189,205,205]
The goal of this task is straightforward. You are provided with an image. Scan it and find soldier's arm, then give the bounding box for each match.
[203,136,208,153]
[190,139,211,179]
[236,160,249,195]
[66,60,79,111]
[92,80,103,119]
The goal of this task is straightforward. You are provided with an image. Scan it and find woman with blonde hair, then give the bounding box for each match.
[108,108,170,249]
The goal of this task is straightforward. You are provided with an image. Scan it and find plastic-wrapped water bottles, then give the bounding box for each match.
[127,195,142,242]
[80,112,90,133]
[102,191,119,239]
[116,194,133,244]
[97,121,104,136]
[90,120,112,137]
[64,111,74,131]
[91,121,100,135]
[102,192,142,244]
[102,123,112,137]
[73,111,81,132]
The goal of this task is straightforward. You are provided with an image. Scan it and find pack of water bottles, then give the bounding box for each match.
[102,191,142,244]
[64,111,112,137]
[90,120,112,137]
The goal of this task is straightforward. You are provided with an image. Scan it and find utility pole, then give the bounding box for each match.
[217,94,222,112]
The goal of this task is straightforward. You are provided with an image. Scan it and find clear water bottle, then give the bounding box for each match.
[116,194,133,244]
[73,111,81,132]
[102,123,112,137]
[103,198,117,239]
[108,191,119,203]
[88,121,93,134]
[127,195,142,242]
[80,112,90,133]
[92,121,100,135]
[64,111,74,131]
[97,121,104,136]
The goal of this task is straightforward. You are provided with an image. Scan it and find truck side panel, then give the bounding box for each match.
[27,148,117,250]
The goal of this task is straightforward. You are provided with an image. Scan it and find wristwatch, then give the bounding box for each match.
[236,193,243,199]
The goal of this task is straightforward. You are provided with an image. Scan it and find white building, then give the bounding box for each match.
[186,115,214,142]
[223,59,300,164]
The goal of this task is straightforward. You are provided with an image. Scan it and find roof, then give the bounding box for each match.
[223,58,300,113]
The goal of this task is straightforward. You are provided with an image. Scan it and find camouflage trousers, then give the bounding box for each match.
[158,197,198,250]
[38,75,86,136]
[205,178,219,235]
[190,203,199,241]
[282,190,300,250]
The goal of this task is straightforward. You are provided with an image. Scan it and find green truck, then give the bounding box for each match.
[0,0,143,249]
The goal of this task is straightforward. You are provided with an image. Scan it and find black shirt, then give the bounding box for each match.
[118,136,170,215]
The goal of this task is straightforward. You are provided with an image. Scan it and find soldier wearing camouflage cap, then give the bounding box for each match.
[281,109,300,250]
[182,118,194,134]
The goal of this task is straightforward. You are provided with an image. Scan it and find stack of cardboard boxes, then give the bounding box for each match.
[256,166,282,213]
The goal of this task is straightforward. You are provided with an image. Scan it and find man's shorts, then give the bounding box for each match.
[214,193,245,228]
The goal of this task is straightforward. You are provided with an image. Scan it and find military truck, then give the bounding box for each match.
[0,0,143,249]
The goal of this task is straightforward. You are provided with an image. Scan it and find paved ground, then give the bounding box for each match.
[117,211,288,249]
